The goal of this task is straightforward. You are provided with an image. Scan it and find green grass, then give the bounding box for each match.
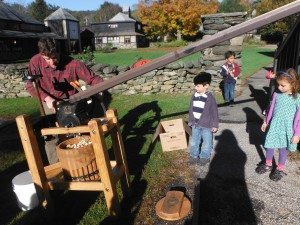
[93,48,202,67]
[0,44,276,224]
[0,98,40,118]
[241,44,275,79]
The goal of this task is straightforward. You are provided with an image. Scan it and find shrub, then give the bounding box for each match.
[73,46,95,65]
[152,40,188,48]
[243,35,266,46]
[100,43,114,53]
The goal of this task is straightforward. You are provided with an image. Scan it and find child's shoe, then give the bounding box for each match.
[269,169,286,182]
[255,163,272,174]
[188,156,199,165]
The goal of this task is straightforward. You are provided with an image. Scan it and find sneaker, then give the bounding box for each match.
[269,169,286,182]
[188,157,199,165]
[229,101,235,107]
[199,158,210,166]
[255,164,272,174]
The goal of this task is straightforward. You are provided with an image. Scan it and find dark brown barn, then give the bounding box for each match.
[0,1,62,62]
[80,28,95,51]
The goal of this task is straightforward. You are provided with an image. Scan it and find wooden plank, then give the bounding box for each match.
[15,115,53,210]
[44,163,63,180]
[41,125,90,136]
[69,1,300,103]
[106,109,131,196]
[88,119,121,216]
[40,118,114,135]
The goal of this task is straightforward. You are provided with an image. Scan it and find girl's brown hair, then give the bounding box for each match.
[276,68,299,97]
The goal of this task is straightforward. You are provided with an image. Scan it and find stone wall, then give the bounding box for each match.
[91,62,223,95]
[0,12,247,99]
[200,12,247,83]
[0,63,30,98]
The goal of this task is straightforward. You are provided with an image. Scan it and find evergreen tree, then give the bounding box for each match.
[94,1,122,22]
[219,0,248,13]
[28,0,48,22]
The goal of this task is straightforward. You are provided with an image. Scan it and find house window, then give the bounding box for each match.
[108,24,118,28]
[95,37,102,44]
[124,37,131,44]
[108,37,119,42]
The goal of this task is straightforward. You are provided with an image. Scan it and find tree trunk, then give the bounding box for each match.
[177,30,182,41]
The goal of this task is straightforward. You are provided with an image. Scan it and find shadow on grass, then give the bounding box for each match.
[10,101,161,224]
[258,51,275,58]
[0,116,101,225]
[192,130,259,225]
[101,101,162,224]
[0,101,164,224]
[0,160,28,225]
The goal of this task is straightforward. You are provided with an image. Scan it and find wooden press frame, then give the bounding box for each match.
[15,109,130,216]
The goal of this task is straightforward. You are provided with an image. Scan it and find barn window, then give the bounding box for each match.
[108,24,118,28]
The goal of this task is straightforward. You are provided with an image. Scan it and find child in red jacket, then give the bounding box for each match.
[220,51,240,106]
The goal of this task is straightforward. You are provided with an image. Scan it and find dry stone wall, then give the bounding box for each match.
[0,12,247,99]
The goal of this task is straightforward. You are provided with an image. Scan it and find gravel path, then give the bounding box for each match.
[189,67,300,225]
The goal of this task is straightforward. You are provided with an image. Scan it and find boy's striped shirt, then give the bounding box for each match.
[192,92,208,119]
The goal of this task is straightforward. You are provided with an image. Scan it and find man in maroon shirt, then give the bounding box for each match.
[25,38,103,164]
[26,38,103,114]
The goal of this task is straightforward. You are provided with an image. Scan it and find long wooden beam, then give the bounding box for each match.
[70,1,300,103]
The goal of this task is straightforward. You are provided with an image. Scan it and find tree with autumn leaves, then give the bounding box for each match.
[255,0,297,43]
[137,0,219,41]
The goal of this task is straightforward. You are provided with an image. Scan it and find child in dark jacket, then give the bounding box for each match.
[188,72,219,166]
[220,51,240,106]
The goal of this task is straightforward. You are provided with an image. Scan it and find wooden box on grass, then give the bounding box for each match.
[152,119,191,152]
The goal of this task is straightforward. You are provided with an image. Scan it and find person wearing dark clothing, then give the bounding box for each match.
[25,38,103,164]
[26,38,103,114]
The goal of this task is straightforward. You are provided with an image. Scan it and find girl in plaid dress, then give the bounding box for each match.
[256,68,300,181]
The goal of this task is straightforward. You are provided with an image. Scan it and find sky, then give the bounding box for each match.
[5,0,139,11]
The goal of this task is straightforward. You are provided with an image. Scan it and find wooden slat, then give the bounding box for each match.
[111,164,125,185]
[48,181,104,191]
[41,125,90,136]
[40,118,115,136]
[15,115,53,210]
[88,119,121,216]
[106,109,130,196]
[44,163,63,180]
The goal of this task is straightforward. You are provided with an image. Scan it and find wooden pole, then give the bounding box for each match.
[69,1,300,103]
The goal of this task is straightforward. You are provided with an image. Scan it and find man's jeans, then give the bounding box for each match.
[224,82,235,102]
[190,126,213,159]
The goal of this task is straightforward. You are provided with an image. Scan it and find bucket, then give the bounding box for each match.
[56,135,100,181]
[12,171,39,211]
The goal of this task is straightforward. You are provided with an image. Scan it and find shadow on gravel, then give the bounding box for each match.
[243,107,266,164]
[193,130,258,225]
[248,84,269,114]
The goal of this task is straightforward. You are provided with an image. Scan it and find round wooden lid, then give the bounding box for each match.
[155,190,191,221]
